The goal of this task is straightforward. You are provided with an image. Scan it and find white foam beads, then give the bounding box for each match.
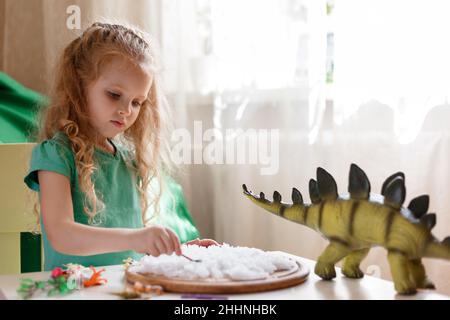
[129,243,297,281]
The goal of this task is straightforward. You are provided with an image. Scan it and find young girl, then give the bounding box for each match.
[24,22,216,271]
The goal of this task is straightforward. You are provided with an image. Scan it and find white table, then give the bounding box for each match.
[0,254,448,300]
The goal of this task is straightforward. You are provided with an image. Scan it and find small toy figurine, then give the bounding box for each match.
[243,164,450,295]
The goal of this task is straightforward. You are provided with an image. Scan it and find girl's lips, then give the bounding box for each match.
[111,120,125,128]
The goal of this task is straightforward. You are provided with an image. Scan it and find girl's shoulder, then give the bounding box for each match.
[25,132,75,191]
[50,131,72,149]
[31,131,75,165]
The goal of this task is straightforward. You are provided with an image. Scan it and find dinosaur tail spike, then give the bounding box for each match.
[316,167,338,200]
[348,163,371,200]
[408,195,430,219]
[292,188,303,205]
[383,176,406,210]
[381,172,405,195]
[242,184,285,215]
[273,191,282,203]
[309,179,321,204]
[420,213,436,230]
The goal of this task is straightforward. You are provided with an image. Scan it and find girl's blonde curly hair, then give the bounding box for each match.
[35,21,174,226]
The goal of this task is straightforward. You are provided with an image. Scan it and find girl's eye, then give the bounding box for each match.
[107,91,121,100]
[132,101,142,108]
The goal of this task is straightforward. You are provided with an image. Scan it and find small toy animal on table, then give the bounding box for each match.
[242,164,450,295]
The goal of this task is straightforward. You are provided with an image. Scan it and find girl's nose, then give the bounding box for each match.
[118,101,132,116]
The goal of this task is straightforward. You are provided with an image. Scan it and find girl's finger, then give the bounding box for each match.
[187,238,200,246]
[147,243,158,257]
[199,239,219,247]
[154,239,167,256]
[161,229,175,254]
[166,228,181,255]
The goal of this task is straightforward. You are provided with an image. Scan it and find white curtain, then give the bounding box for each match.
[165,0,450,293]
[3,0,450,294]
[333,0,450,143]
[159,0,329,243]
[328,0,450,290]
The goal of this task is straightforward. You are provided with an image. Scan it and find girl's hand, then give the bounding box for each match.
[134,225,182,257]
[185,238,220,247]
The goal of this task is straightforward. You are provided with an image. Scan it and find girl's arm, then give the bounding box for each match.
[38,170,181,256]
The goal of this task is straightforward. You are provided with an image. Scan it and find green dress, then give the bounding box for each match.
[24,132,199,270]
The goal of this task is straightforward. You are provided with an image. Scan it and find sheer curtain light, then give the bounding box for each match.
[333,0,450,143]
[3,0,450,295]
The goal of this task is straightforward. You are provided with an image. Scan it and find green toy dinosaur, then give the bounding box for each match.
[242,164,450,295]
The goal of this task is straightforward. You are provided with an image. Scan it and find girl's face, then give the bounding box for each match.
[86,56,153,142]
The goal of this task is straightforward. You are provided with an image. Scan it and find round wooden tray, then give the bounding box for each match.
[125,260,309,294]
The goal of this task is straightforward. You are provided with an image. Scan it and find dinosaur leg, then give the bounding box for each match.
[315,241,351,280]
[341,248,370,279]
[387,251,417,295]
[408,259,435,290]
